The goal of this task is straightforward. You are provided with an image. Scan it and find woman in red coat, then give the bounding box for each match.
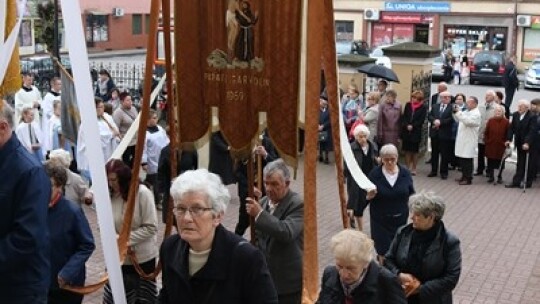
[484,104,510,183]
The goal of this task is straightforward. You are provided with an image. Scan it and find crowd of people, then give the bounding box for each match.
[4,55,539,304]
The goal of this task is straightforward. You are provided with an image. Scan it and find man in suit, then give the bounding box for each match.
[428,91,454,180]
[475,90,497,176]
[505,99,536,188]
[430,82,448,107]
[246,159,303,304]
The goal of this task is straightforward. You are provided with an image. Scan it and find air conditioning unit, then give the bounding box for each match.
[517,15,531,27]
[113,7,125,17]
[364,8,380,21]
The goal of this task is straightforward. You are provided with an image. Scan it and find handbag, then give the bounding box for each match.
[318,131,328,142]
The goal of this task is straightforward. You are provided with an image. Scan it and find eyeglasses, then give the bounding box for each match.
[382,157,397,162]
[173,205,213,217]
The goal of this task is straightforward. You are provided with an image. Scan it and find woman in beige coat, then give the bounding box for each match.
[103,159,158,304]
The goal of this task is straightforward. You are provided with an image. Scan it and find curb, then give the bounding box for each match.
[87,49,147,59]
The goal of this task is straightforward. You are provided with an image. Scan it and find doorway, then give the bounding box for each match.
[415,24,429,44]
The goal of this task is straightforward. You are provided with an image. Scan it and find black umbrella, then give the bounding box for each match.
[357,63,400,83]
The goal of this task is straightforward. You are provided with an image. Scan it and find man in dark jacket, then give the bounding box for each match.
[208,131,236,185]
[0,100,51,303]
[505,100,537,188]
[502,56,519,118]
[234,129,278,235]
[428,91,454,179]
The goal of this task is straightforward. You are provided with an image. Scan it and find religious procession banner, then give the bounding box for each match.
[174,0,302,164]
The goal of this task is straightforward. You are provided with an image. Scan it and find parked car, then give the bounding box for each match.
[524,57,540,90]
[431,52,445,81]
[469,51,506,86]
[20,55,71,91]
[369,45,391,69]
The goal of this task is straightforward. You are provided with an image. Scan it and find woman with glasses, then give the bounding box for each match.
[103,159,158,304]
[317,229,406,303]
[158,169,278,303]
[367,144,415,263]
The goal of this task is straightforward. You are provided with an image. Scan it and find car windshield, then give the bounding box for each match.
[474,53,502,65]
[531,61,540,69]
[434,55,444,63]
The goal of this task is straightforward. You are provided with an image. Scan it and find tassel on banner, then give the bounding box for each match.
[0,0,21,97]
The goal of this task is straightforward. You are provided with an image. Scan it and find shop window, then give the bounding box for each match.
[86,15,109,42]
[335,20,354,41]
[443,25,506,58]
[133,14,143,35]
[522,28,540,62]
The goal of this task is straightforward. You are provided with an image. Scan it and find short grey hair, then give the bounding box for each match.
[330,229,374,265]
[409,191,446,221]
[170,169,231,215]
[0,100,15,128]
[48,149,72,168]
[263,158,291,182]
[352,124,370,138]
[379,144,398,157]
[518,99,531,108]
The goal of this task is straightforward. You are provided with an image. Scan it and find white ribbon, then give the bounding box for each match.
[60,0,126,303]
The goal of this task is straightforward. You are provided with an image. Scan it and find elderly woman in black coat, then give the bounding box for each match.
[384,192,462,304]
[317,229,407,304]
[367,144,415,262]
[158,169,278,304]
[345,124,378,231]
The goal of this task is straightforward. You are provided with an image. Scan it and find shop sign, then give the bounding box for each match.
[381,13,433,24]
[384,1,451,13]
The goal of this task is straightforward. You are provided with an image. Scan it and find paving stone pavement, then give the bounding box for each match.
[81,156,540,303]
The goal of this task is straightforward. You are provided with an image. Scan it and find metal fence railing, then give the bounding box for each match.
[88,61,146,93]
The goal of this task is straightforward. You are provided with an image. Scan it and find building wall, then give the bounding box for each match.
[90,14,150,50]
[333,0,540,67]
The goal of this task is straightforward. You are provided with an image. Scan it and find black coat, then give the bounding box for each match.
[316,261,407,304]
[368,165,415,255]
[345,140,378,216]
[319,108,333,150]
[384,222,462,304]
[208,131,236,185]
[507,111,535,149]
[428,103,455,140]
[503,61,519,89]
[158,225,278,304]
[235,130,278,200]
[400,102,427,144]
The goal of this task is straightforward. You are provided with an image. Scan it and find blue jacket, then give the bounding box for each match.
[48,197,95,290]
[0,133,51,299]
